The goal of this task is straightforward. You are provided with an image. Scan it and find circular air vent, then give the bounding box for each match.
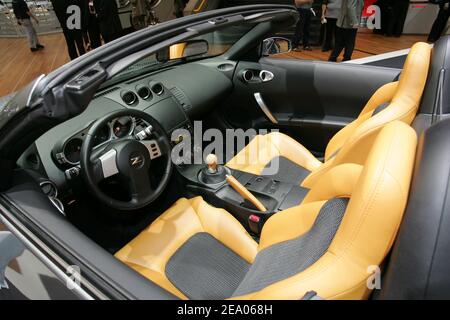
[242,70,254,82]
[136,86,152,100]
[217,63,234,72]
[151,82,164,96]
[121,91,138,105]
[40,180,58,198]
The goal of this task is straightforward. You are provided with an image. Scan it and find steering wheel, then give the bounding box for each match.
[80,109,172,211]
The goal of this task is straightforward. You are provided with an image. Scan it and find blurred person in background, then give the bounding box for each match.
[293,0,314,51]
[52,0,85,60]
[385,0,409,37]
[12,0,44,52]
[321,0,342,51]
[428,0,450,43]
[84,0,102,49]
[329,0,363,62]
[131,0,149,30]
[93,0,123,43]
[174,0,189,18]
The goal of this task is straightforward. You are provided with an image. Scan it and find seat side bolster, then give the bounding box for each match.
[114,198,205,300]
[324,82,398,161]
[260,163,362,251]
[226,132,321,175]
[193,197,258,263]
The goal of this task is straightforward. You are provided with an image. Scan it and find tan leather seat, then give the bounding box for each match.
[227,42,431,188]
[115,120,417,300]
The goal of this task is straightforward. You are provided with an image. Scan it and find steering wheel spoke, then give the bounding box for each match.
[96,149,119,181]
[128,169,153,203]
[141,139,163,159]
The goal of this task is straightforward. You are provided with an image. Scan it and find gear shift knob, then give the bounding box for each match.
[205,154,218,173]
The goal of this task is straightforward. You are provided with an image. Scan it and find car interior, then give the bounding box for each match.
[2,7,450,299]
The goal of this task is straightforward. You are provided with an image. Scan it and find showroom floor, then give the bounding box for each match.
[0,32,427,97]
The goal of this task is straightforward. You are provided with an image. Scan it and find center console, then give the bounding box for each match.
[176,156,309,235]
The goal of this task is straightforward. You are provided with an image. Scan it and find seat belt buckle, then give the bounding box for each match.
[248,214,262,234]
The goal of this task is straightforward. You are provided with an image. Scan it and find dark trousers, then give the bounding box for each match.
[102,32,121,43]
[322,18,337,51]
[329,27,357,62]
[385,0,409,37]
[63,29,85,60]
[87,15,102,49]
[428,6,450,43]
[293,8,312,48]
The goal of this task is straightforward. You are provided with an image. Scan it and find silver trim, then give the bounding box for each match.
[151,83,164,96]
[0,209,96,300]
[26,74,45,107]
[99,149,119,178]
[254,92,278,124]
[62,138,83,166]
[49,197,66,217]
[343,48,412,65]
[141,140,162,159]
[242,69,254,82]
[121,91,137,105]
[259,70,274,82]
[136,86,151,100]
[39,180,58,198]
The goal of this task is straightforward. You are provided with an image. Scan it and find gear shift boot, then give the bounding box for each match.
[199,165,230,185]
[198,154,230,185]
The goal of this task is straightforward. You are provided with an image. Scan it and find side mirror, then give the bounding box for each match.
[261,37,292,56]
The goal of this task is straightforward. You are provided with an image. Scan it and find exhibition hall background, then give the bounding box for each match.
[0,0,447,97]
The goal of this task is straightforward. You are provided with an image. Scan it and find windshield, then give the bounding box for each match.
[102,23,256,87]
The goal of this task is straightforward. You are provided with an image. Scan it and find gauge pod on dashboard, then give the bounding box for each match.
[121,90,138,106]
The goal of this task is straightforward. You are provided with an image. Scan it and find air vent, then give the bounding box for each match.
[94,86,120,99]
[170,87,192,112]
[217,63,234,72]
[39,180,58,198]
[121,90,138,105]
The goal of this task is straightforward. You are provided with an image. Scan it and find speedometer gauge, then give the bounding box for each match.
[93,125,111,146]
[63,138,83,164]
[112,117,134,138]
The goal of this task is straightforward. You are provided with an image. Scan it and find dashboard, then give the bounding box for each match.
[19,59,235,192]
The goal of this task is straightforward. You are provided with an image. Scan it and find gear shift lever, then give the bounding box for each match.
[198,154,230,185]
[206,153,218,173]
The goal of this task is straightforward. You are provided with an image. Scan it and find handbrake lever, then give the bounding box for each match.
[225,175,267,212]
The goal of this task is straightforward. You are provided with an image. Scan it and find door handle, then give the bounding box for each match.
[259,70,274,82]
[254,92,278,124]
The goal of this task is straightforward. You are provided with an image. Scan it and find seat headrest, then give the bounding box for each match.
[393,42,432,104]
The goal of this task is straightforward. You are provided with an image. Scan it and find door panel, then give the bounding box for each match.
[0,223,81,300]
[224,58,401,154]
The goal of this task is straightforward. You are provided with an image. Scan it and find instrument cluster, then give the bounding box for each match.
[53,116,149,166]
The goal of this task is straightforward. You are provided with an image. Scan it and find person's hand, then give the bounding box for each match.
[17,20,22,26]
[34,17,39,25]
